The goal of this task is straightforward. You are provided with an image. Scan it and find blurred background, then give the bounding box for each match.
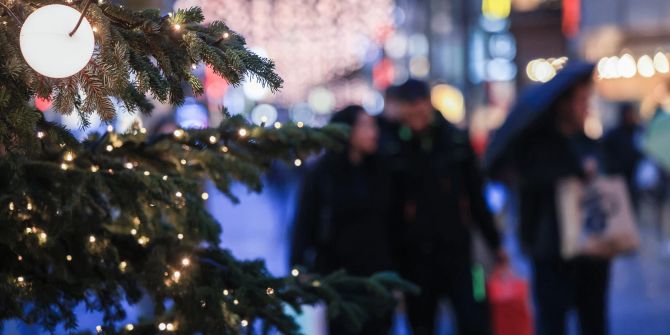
[7,0,670,334]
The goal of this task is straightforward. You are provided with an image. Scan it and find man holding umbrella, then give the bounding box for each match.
[486,62,610,335]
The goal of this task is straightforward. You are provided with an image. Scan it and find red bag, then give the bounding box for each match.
[487,267,534,335]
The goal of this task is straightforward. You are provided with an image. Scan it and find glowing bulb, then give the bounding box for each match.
[163,175,168,181]
[274,122,282,129]
[125,324,134,331]
[172,271,181,282]
[66,255,72,261]
[174,24,181,31]
[60,163,68,170]
[144,171,150,176]
[177,233,184,240]
[175,191,182,198]
[297,122,304,128]
[166,323,175,331]
[654,52,669,73]
[105,145,113,152]
[124,162,134,169]
[96,325,102,333]
[233,299,239,305]
[223,289,230,296]
[181,258,191,266]
[617,54,637,78]
[89,235,96,243]
[119,261,127,271]
[637,55,655,78]
[17,255,23,261]
[107,125,114,132]
[603,56,620,79]
[294,159,302,167]
[191,64,197,70]
[64,152,74,162]
[158,323,166,331]
[238,128,248,137]
[9,202,14,211]
[266,287,275,295]
[37,131,45,139]
[173,129,184,138]
[90,165,99,172]
[180,159,187,165]
[17,276,24,283]
[291,268,300,277]
[209,135,217,144]
[201,192,209,200]
[241,320,249,327]
[130,229,137,235]
[221,146,229,153]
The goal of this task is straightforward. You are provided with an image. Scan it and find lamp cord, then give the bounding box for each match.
[69,0,92,37]
[0,1,21,26]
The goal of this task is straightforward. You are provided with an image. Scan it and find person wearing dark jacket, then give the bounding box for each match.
[514,77,610,335]
[384,80,506,335]
[290,105,394,335]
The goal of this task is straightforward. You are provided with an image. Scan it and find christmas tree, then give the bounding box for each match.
[0,1,415,333]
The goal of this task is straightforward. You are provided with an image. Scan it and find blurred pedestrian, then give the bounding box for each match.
[383,79,506,335]
[486,62,610,335]
[290,105,394,335]
[602,103,643,206]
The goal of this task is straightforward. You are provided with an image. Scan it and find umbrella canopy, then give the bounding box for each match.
[643,110,670,172]
[484,61,595,173]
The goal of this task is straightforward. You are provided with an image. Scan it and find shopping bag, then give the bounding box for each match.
[556,176,640,259]
[487,267,533,335]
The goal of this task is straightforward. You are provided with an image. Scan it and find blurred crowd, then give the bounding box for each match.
[288,62,670,335]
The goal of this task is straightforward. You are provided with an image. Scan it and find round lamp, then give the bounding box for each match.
[20,4,95,78]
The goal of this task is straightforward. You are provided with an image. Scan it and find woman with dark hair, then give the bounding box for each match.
[290,105,394,335]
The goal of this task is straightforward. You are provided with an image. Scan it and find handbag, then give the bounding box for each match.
[487,266,534,335]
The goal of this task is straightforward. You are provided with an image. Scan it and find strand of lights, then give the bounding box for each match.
[597,52,670,79]
[526,57,568,83]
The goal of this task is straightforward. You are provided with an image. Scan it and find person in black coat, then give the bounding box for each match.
[383,80,506,335]
[290,105,394,335]
[514,78,610,335]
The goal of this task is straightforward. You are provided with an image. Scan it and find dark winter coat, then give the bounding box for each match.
[381,112,501,273]
[515,127,602,260]
[290,152,394,276]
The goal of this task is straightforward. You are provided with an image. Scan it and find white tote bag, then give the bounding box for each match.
[556,176,640,259]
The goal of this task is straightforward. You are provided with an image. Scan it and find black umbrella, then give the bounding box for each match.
[484,61,595,173]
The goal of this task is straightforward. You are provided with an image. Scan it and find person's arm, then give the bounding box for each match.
[289,168,321,270]
[461,134,504,257]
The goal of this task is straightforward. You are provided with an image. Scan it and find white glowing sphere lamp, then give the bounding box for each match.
[20,5,95,78]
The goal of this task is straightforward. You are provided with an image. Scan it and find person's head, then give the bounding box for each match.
[330,105,378,156]
[394,79,434,132]
[618,103,638,127]
[383,85,402,121]
[555,77,593,135]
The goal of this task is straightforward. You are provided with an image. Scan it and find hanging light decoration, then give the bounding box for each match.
[174,0,395,104]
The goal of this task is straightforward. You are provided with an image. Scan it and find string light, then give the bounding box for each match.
[238,128,248,137]
[90,165,99,172]
[38,232,47,244]
[89,235,96,243]
[105,145,113,152]
[291,268,300,277]
[9,202,14,211]
[201,192,209,200]
[96,325,102,333]
[138,236,150,246]
[140,127,147,134]
[174,24,181,31]
[37,131,45,139]
[177,233,184,240]
[125,324,134,331]
[180,159,187,165]
[297,122,304,128]
[223,289,230,296]
[17,276,25,283]
[107,125,114,132]
[133,217,141,225]
[241,320,249,327]
[144,170,150,176]
[163,175,169,181]
[119,261,128,272]
[17,255,23,261]
[131,229,137,235]
[173,129,184,138]
[158,323,166,331]
[60,163,68,170]
[294,159,302,167]
[181,257,190,266]
[124,162,134,169]
[274,122,282,129]
[208,135,217,144]
[233,299,239,305]
[266,287,275,295]
[66,255,73,261]
[175,191,183,198]
[222,32,230,39]
[26,202,32,211]
[166,323,175,331]
[191,64,197,70]
[221,146,229,153]
[92,26,98,33]
[172,271,181,282]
